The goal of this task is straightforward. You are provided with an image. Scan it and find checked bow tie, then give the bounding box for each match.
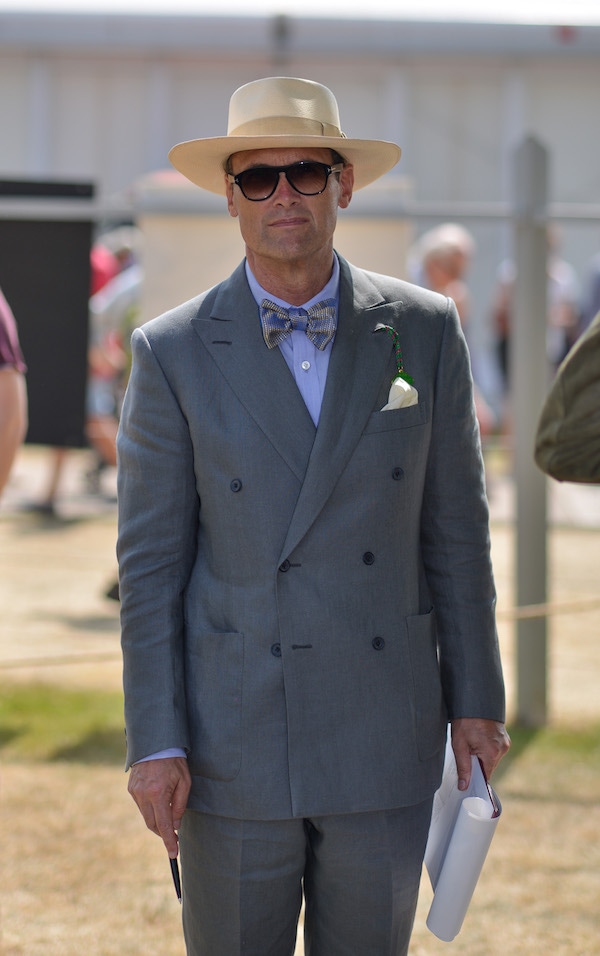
[260,298,337,351]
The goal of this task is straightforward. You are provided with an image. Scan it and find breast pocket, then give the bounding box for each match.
[364,401,429,435]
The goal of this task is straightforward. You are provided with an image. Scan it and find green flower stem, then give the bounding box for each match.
[378,324,414,386]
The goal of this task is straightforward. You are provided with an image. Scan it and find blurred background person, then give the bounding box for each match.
[0,285,28,498]
[86,226,140,490]
[409,222,475,321]
[28,228,139,514]
[534,310,600,484]
[85,233,141,494]
[409,223,496,438]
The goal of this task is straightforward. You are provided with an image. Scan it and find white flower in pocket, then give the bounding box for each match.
[382,375,419,410]
[375,323,419,409]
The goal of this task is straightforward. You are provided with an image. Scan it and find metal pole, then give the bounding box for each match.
[512,136,549,726]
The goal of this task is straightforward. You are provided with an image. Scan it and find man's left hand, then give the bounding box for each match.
[450,717,511,791]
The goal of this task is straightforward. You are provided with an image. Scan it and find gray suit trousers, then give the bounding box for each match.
[179,799,434,956]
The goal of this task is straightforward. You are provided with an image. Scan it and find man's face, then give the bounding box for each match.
[225,147,354,271]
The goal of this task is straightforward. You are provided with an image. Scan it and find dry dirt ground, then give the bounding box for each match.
[1,447,599,955]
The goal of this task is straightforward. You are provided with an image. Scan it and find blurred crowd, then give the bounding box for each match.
[407,223,599,439]
[2,220,599,516]
[11,226,142,516]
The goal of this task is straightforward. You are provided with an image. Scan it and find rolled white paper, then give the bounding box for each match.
[426,795,499,942]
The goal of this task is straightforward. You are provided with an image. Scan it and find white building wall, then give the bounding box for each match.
[0,57,30,172]
[1,19,598,217]
[1,12,600,391]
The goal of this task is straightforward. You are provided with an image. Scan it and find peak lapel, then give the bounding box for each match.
[191,263,316,483]
[280,259,403,558]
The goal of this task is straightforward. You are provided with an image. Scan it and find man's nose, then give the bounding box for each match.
[273,170,298,201]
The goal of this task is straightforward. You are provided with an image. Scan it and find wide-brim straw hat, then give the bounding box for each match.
[168,76,401,195]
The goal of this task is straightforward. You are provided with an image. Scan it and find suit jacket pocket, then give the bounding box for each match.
[364,401,429,434]
[406,609,447,760]
[185,631,244,781]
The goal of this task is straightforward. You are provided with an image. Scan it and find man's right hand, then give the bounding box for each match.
[128,756,192,858]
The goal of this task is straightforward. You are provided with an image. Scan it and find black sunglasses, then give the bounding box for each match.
[227,161,344,202]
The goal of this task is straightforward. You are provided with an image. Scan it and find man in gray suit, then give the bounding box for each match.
[118,76,510,956]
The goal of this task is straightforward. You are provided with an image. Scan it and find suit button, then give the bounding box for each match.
[230,478,242,492]
[392,467,404,481]
[372,636,385,651]
[362,552,375,565]
[279,560,291,572]
[271,643,282,657]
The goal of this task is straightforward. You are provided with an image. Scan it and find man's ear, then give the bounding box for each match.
[338,164,354,210]
[225,177,238,218]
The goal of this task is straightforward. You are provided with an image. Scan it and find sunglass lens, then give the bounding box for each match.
[288,163,328,195]
[238,168,279,200]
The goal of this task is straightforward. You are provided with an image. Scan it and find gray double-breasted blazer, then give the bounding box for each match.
[117,255,505,821]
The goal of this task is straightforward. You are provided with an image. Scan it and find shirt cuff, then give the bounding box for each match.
[133,748,187,763]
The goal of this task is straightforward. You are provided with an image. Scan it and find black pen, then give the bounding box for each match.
[170,856,182,903]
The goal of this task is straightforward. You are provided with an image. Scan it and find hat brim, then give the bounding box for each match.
[168,135,401,195]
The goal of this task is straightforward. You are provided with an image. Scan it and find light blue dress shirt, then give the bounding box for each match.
[245,255,339,426]
[135,256,340,765]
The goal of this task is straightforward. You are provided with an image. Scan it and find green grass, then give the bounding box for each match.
[2,681,599,784]
[493,720,600,807]
[0,682,125,764]
[506,722,600,759]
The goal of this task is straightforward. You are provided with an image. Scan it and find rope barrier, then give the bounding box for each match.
[1,596,600,671]
[0,651,122,671]
[496,596,600,621]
